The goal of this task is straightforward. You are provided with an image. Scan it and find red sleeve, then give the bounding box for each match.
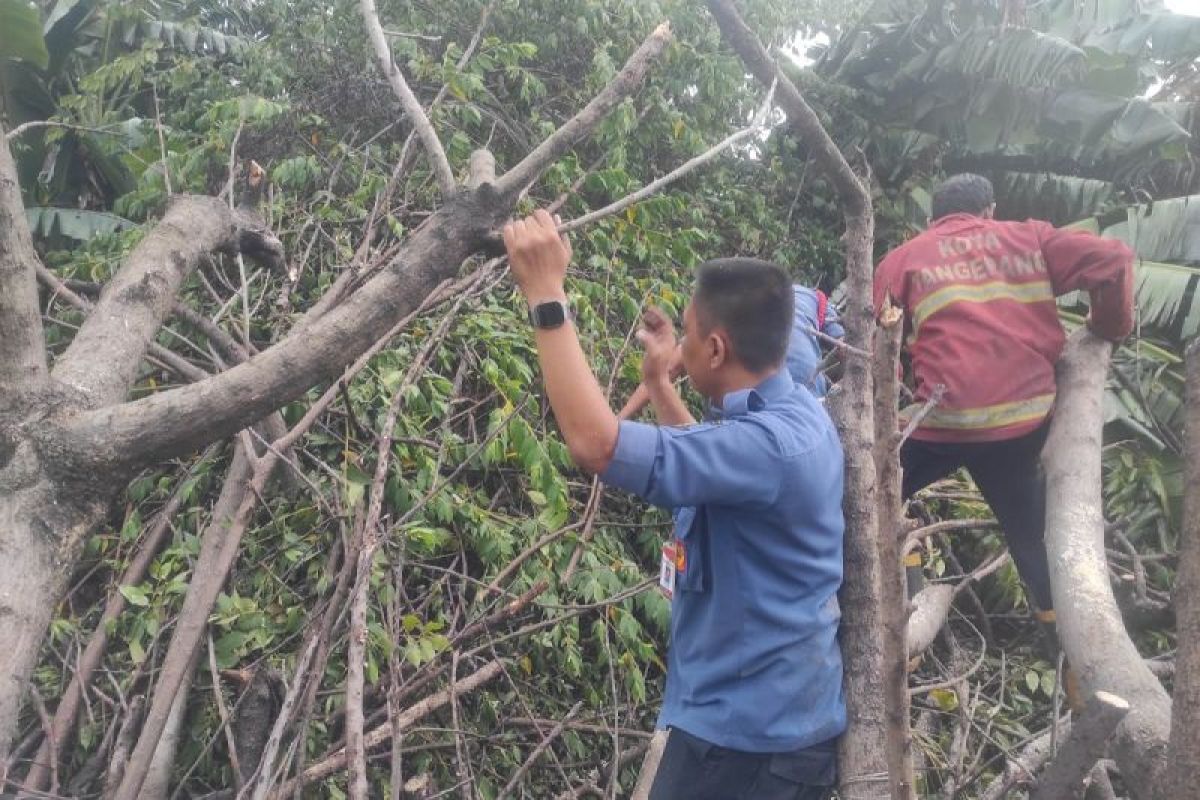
[1037,222,1135,341]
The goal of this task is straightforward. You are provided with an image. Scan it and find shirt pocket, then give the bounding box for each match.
[672,506,706,593]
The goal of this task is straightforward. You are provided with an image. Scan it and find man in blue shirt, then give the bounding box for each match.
[503,209,845,800]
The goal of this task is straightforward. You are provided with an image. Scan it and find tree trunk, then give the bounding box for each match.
[1043,329,1172,799]
[872,305,916,799]
[0,467,108,765]
[700,4,885,796]
[1165,339,1200,800]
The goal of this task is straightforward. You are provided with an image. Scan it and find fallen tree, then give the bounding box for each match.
[1042,328,1174,798]
[0,14,674,770]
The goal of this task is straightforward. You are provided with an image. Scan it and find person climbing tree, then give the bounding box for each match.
[873,173,1134,689]
[504,209,845,799]
[618,283,845,420]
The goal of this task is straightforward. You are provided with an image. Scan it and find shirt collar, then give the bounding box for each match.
[711,369,794,419]
[930,213,987,233]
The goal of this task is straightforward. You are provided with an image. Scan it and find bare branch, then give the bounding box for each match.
[270,659,506,797]
[1044,329,1172,799]
[4,120,126,140]
[704,0,868,215]
[51,195,282,406]
[497,702,585,800]
[557,81,776,233]
[897,383,946,447]
[1030,692,1130,800]
[630,730,668,800]
[978,721,1068,800]
[0,125,49,386]
[467,148,497,189]
[359,0,456,198]
[495,22,673,197]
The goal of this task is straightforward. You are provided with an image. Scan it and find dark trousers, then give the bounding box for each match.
[900,420,1054,612]
[648,728,836,800]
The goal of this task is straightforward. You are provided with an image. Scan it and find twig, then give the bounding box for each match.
[496,702,585,800]
[4,120,127,140]
[152,82,172,196]
[246,636,319,800]
[25,687,57,795]
[382,29,442,41]
[897,384,947,447]
[270,660,506,797]
[804,325,869,358]
[901,518,998,555]
[359,0,456,197]
[208,635,243,790]
[495,22,672,197]
[557,81,777,233]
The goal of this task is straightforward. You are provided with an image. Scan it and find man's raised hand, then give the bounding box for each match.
[502,209,572,301]
[637,307,678,385]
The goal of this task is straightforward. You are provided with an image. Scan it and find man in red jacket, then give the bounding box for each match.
[874,173,1133,658]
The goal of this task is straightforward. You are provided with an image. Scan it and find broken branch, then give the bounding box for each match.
[359,0,456,197]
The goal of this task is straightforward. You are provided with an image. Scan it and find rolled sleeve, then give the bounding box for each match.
[600,420,659,496]
[602,419,782,510]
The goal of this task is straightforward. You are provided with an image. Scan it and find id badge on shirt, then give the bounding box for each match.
[659,539,686,599]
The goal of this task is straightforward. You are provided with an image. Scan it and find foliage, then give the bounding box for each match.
[12,0,1197,796]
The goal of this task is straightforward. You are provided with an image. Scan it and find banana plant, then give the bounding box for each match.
[2,0,252,220]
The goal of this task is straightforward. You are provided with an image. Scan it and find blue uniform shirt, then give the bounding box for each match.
[787,286,845,397]
[601,369,846,752]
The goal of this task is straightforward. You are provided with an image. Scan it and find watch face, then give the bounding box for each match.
[533,302,566,328]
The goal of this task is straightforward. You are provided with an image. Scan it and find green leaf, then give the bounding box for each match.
[930,688,959,712]
[0,0,50,69]
[119,584,150,607]
[25,207,135,241]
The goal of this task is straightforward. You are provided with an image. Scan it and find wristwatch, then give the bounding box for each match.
[528,299,572,329]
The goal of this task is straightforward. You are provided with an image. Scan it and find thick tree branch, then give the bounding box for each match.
[60,199,501,471]
[51,195,281,406]
[494,22,672,198]
[1044,329,1172,799]
[359,0,457,198]
[1030,692,1130,800]
[0,126,49,387]
[872,303,916,799]
[1166,338,1200,800]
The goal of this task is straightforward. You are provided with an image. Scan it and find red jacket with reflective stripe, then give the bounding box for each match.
[873,213,1134,443]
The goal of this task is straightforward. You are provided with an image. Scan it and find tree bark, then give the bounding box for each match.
[1030,691,1130,800]
[21,454,206,792]
[0,122,48,388]
[872,305,916,799]
[51,196,280,406]
[1043,329,1172,799]
[701,5,883,797]
[1166,338,1200,800]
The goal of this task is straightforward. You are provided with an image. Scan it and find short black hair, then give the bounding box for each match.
[693,258,793,372]
[931,173,994,220]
